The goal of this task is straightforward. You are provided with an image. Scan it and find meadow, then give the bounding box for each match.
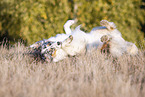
[0,42,145,97]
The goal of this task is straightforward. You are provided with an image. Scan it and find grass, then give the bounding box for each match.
[0,42,145,97]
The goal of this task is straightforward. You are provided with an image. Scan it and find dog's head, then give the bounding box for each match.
[41,35,73,62]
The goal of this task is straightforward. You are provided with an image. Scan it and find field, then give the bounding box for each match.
[0,42,145,97]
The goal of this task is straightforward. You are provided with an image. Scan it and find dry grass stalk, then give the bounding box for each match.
[0,42,145,97]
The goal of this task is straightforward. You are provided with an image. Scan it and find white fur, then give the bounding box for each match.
[85,20,122,51]
[63,20,77,34]
[42,25,87,62]
[61,25,87,56]
[40,20,77,62]
[34,19,139,62]
[108,36,127,57]
[60,20,138,59]
[126,42,138,55]
[53,49,68,62]
[60,20,120,55]
[100,35,138,57]
[87,20,138,57]
[43,20,125,62]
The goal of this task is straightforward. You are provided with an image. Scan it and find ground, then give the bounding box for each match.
[0,43,145,97]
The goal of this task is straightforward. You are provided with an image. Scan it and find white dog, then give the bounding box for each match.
[41,25,86,62]
[40,20,139,62]
[41,20,120,62]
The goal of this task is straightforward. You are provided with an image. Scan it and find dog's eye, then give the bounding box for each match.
[57,42,61,45]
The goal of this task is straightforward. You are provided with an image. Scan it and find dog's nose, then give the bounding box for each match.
[57,42,61,45]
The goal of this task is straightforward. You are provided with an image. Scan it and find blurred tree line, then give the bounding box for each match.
[0,0,145,48]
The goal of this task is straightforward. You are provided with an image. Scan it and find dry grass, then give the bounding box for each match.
[0,42,145,97]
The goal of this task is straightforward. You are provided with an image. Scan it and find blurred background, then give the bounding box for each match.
[0,0,145,48]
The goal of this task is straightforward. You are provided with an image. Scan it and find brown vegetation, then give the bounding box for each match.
[0,43,145,97]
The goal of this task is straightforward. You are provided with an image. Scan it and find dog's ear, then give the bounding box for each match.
[62,35,73,47]
[68,35,73,42]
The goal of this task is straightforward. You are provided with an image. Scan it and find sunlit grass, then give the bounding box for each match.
[0,42,145,97]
